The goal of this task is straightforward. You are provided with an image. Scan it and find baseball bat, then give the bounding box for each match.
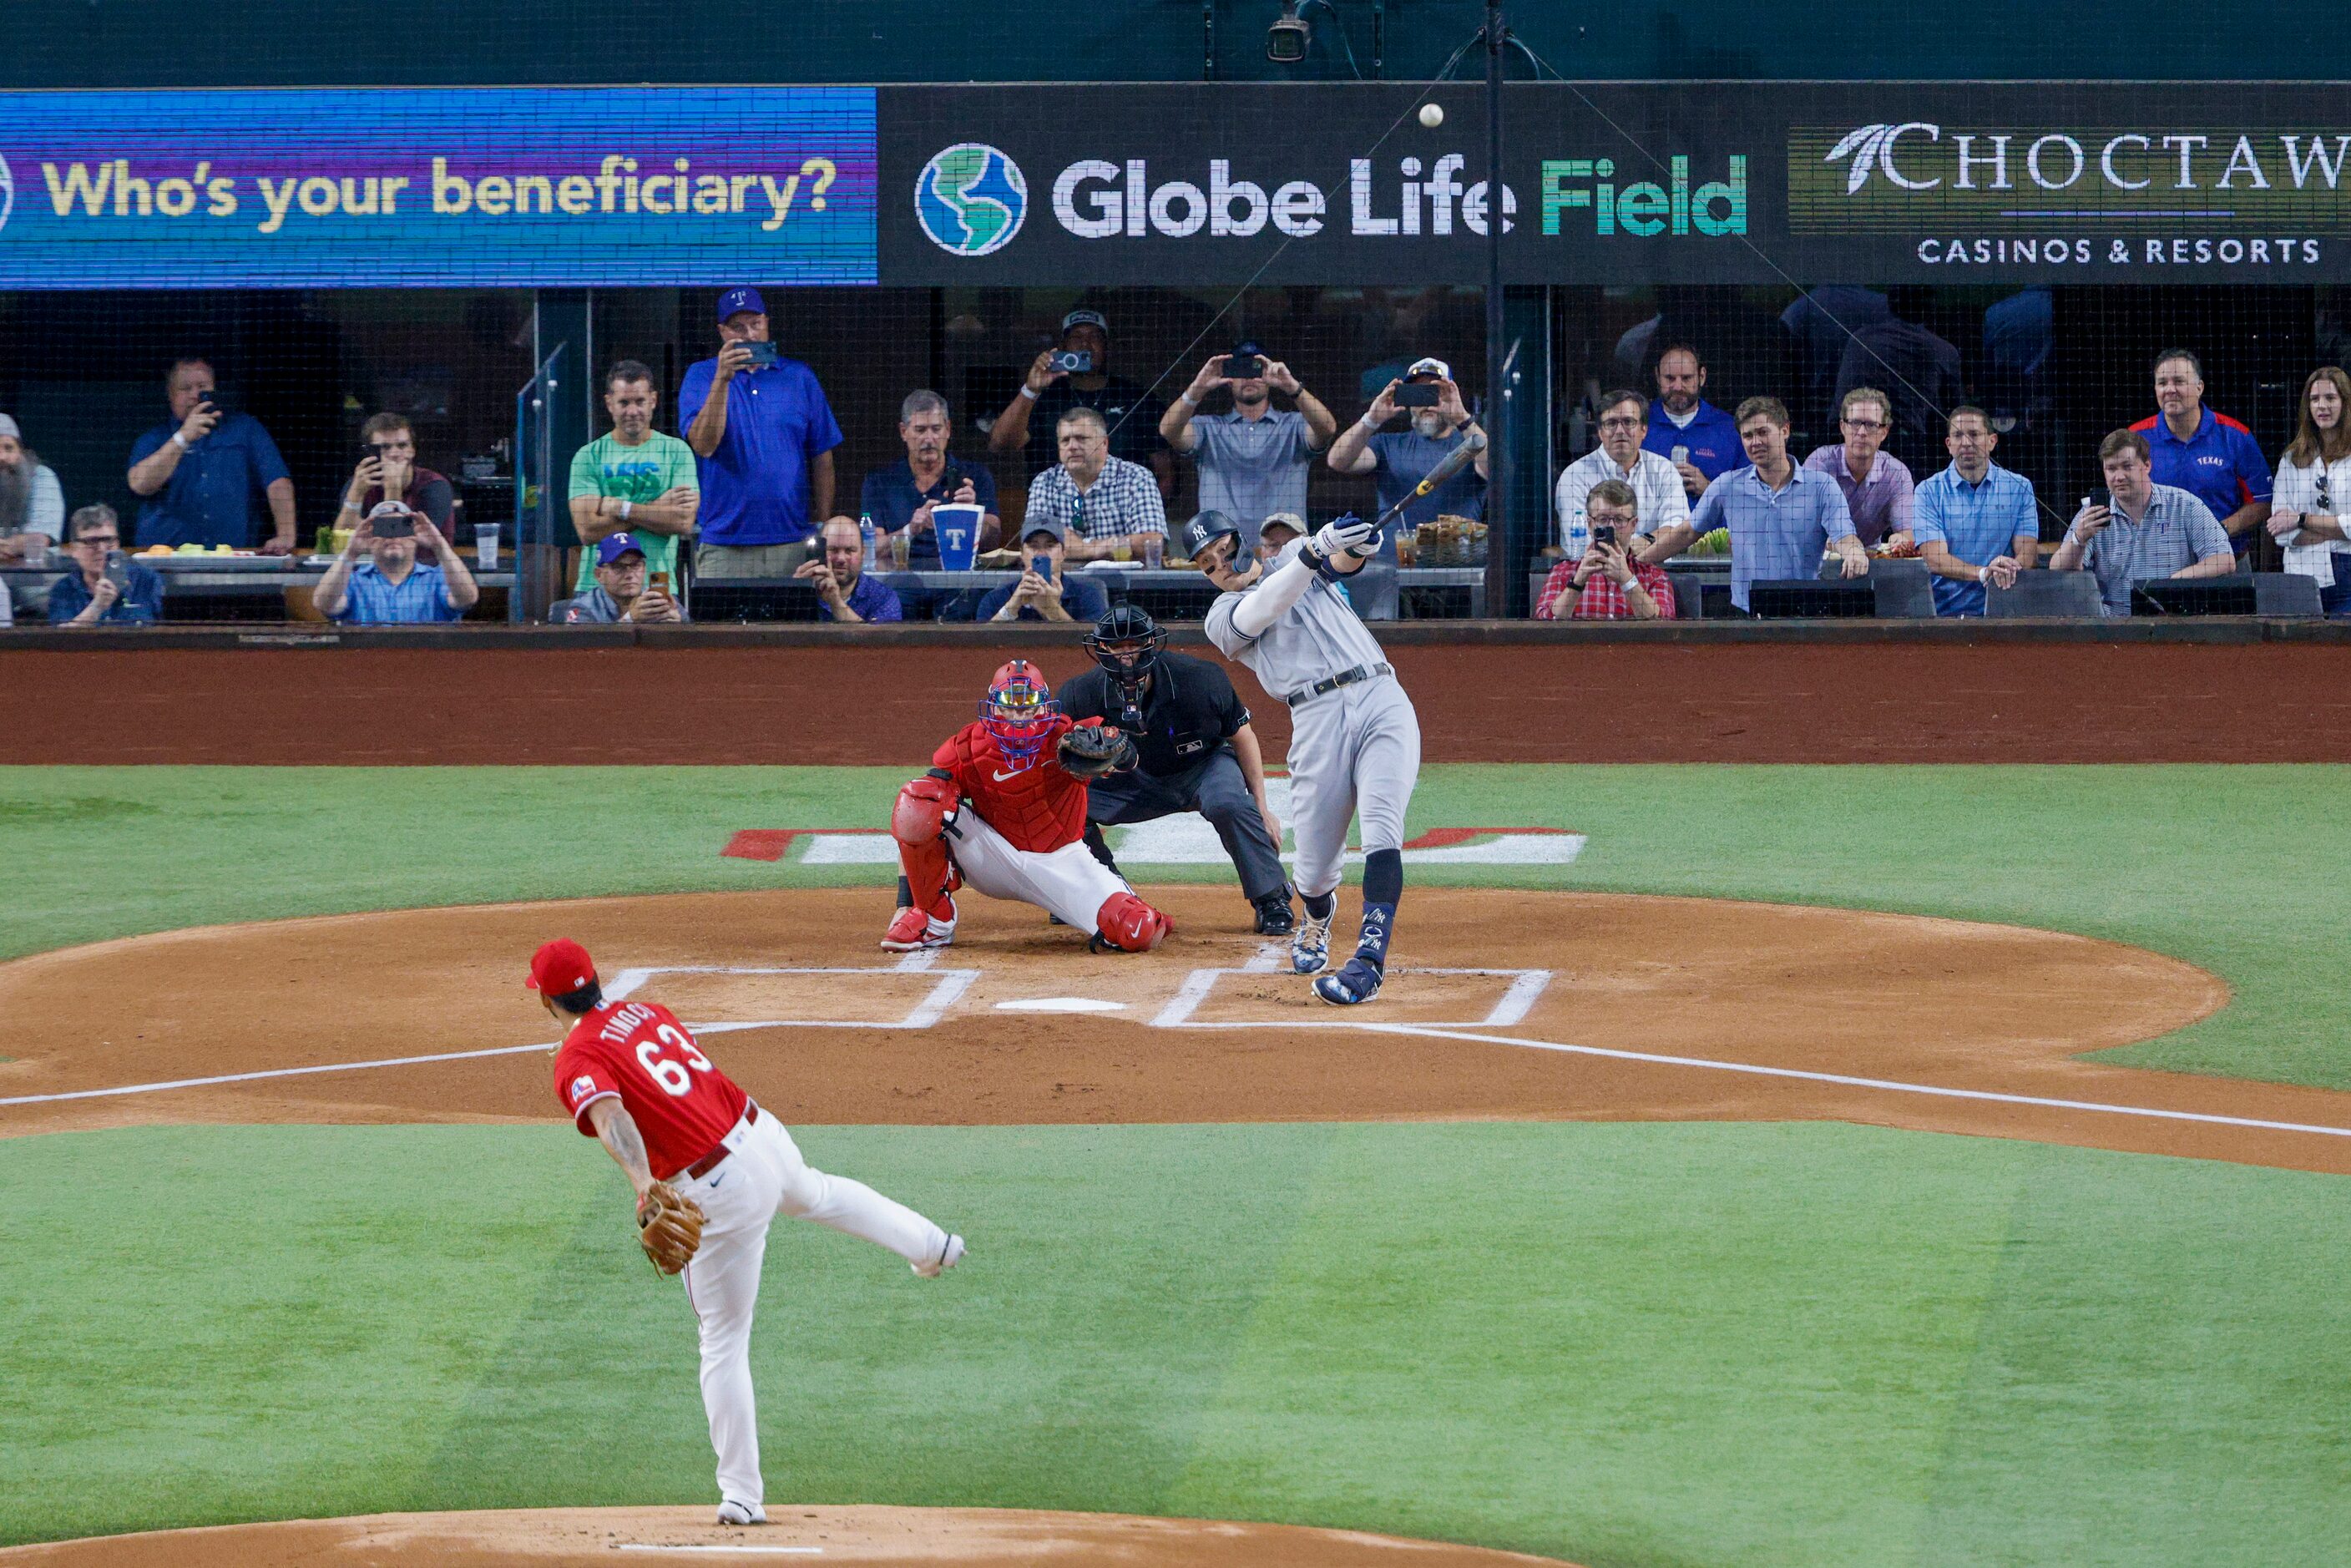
[1372,429,1487,533]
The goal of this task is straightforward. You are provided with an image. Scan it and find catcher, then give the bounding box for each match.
[533,938,963,1527]
[882,658,1171,953]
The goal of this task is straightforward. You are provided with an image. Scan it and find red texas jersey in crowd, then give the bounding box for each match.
[933,716,1097,852]
[551,999,749,1180]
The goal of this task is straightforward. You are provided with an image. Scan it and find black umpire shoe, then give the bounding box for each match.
[1252,893,1297,935]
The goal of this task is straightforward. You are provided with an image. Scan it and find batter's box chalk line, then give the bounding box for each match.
[1149,960,1555,1030]
[606,951,974,1030]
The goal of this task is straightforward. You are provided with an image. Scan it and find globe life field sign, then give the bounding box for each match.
[914,142,1026,257]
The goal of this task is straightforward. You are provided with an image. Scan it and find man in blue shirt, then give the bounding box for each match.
[860,390,999,565]
[1911,406,2041,615]
[680,286,845,579]
[1324,356,1489,564]
[124,359,296,552]
[1641,344,1743,500]
[311,502,479,624]
[1651,397,1866,612]
[2132,349,2271,560]
[46,505,164,626]
[977,518,1110,625]
[796,517,904,624]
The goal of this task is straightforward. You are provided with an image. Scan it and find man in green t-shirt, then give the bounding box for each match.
[570,359,700,591]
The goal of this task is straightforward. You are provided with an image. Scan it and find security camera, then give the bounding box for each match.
[1267,0,1310,63]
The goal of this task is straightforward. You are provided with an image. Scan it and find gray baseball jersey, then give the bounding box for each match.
[1205,540,1420,898]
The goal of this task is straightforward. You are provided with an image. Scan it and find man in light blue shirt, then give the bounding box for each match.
[312,501,479,624]
[2050,427,2236,615]
[1654,397,1866,612]
[1912,406,2041,615]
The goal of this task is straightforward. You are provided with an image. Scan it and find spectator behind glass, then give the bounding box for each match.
[795,516,904,624]
[47,504,163,627]
[1641,344,1742,499]
[1536,478,1674,621]
[978,517,1111,625]
[559,533,685,624]
[988,307,1173,498]
[2050,428,2235,616]
[1161,339,1336,548]
[680,286,843,579]
[1022,407,1169,563]
[570,359,700,594]
[0,412,66,563]
[1554,388,1691,550]
[2265,367,2351,615]
[1802,387,1915,549]
[862,391,999,564]
[1831,287,1964,471]
[311,501,479,624]
[340,413,454,555]
[125,358,296,553]
[1912,406,2039,617]
[1324,356,1489,563]
[1646,397,1864,612]
[2135,348,2273,562]
[1256,511,1307,567]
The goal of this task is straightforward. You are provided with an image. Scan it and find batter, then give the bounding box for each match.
[532,938,963,1526]
[883,659,1172,953]
[1184,510,1423,1004]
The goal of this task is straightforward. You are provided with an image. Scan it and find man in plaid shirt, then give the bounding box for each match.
[1024,407,1168,563]
[1535,479,1674,620]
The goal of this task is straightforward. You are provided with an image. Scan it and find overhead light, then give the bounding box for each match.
[1267,0,1310,63]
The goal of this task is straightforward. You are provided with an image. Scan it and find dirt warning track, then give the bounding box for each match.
[8,884,2348,1174]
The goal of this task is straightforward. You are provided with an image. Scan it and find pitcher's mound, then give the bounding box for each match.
[0,1505,1582,1565]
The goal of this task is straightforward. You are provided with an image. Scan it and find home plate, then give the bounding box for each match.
[993,996,1127,1013]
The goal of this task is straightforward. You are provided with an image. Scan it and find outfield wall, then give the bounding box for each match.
[7,625,2348,765]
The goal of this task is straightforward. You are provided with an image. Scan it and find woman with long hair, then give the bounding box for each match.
[2268,367,2351,615]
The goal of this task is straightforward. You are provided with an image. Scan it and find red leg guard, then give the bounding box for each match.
[893,776,958,914]
[1094,892,1171,952]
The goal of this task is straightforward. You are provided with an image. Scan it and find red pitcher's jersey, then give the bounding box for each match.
[934,717,1092,852]
[551,999,749,1180]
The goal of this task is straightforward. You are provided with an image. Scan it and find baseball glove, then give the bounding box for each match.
[1058,721,1138,780]
[635,1181,706,1276]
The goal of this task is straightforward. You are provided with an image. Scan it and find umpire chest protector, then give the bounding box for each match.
[1056,651,1249,779]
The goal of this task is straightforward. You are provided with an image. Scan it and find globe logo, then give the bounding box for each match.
[915,144,1026,258]
[0,154,13,237]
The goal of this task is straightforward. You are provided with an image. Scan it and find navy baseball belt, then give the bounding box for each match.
[1287,662,1391,707]
[685,1100,759,1181]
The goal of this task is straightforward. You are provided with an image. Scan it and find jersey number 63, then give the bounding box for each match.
[636,1024,714,1096]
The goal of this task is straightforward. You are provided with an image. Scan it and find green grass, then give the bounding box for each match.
[3,1121,2346,1567]
[0,763,2346,1087]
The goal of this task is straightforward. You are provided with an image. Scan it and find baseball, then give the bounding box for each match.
[1418,103,1444,129]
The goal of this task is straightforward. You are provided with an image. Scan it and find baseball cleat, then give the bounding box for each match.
[1252,893,1297,936]
[880,897,956,951]
[914,1232,965,1278]
[1313,957,1384,1006]
[716,1500,767,1525]
[1291,909,1331,974]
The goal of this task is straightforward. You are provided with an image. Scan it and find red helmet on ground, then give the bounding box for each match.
[980,659,1059,765]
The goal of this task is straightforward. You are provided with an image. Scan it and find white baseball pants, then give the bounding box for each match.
[944,807,1130,929]
[675,1109,949,1510]
[1286,674,1422,898]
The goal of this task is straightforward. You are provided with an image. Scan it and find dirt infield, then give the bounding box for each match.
[11,883,2351,1175]
[8,637,2351,764]
[0,1505,1578,1566]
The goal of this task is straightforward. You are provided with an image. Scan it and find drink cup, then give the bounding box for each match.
[1141,534,1164,569]
[933,503,983,571]
[891,527,910,569]
[475,524,499,569]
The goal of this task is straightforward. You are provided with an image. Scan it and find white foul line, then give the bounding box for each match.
[615,1546,824,1556]
[1364,1024,2351,1141]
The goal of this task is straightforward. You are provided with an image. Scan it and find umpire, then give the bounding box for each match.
[1058,604,1295,933]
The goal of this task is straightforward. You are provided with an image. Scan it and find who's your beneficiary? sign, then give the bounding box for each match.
[0,87,879,288]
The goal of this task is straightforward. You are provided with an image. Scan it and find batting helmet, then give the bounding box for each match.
[1083,604,1166,685]
[979,659,1059,765]
[1177,510,1243,567]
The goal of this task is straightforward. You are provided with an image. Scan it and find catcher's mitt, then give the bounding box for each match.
[1058,721,1138,780]
[635,1181,706,1276]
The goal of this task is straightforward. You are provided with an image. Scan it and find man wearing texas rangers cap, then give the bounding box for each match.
[679,286,845,579]
[558,533,685,623]
[533,938,963,1525]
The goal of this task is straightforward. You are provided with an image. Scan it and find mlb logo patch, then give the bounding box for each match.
[569,1074,599,1106]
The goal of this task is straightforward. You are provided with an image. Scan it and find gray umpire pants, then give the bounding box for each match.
[1085,749,1287,903]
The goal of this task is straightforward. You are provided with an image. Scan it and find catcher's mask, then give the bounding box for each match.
[1083,604,1166,691]
[980,658,1060,765]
